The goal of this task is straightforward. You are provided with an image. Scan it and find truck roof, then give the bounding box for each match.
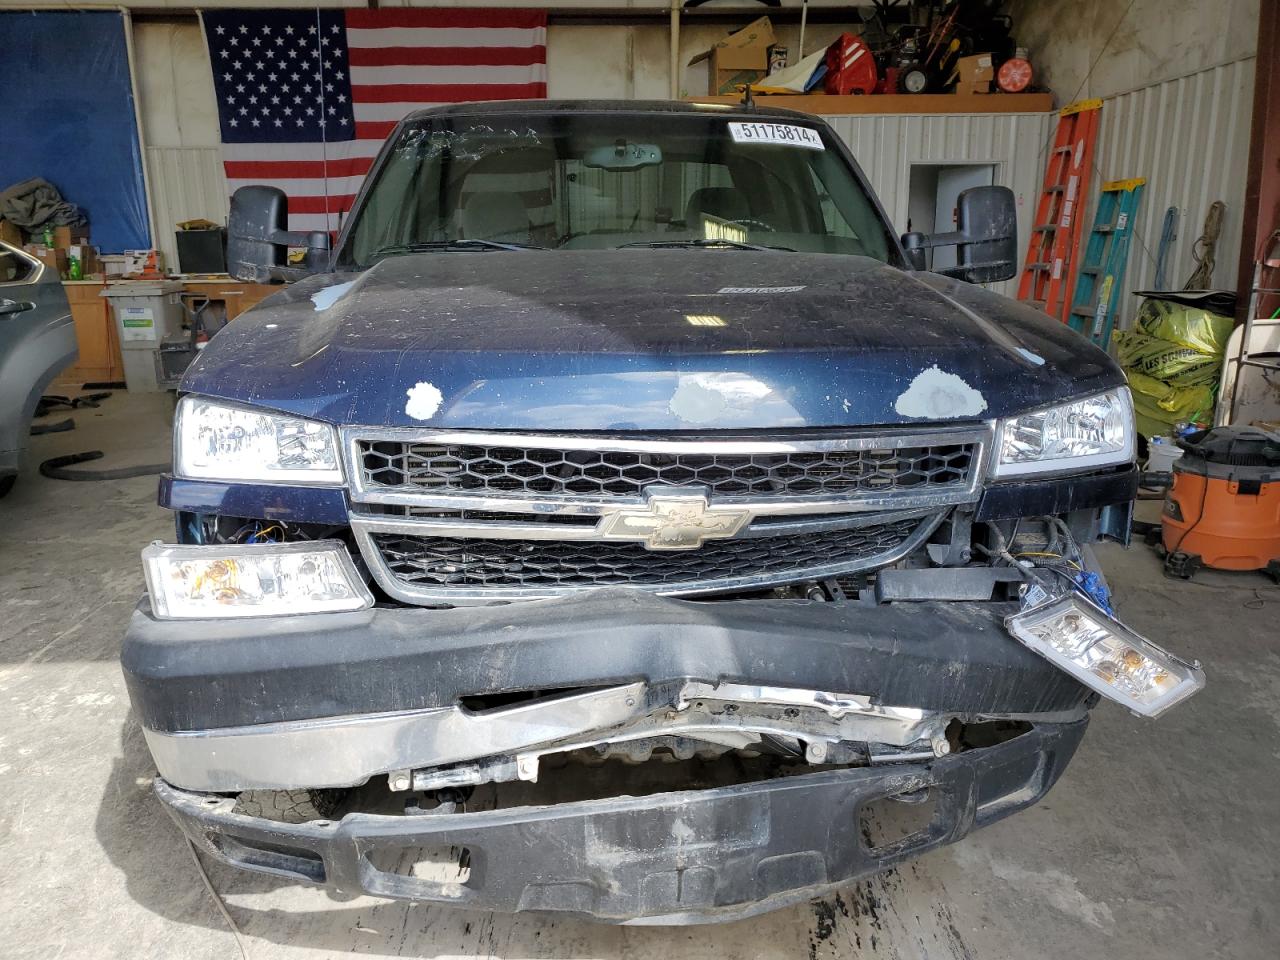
[401,98,823,125]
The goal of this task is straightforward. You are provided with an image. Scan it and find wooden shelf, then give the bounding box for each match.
[687,93,1055,115]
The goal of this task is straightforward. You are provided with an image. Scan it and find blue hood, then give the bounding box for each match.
[182,249,1123,431]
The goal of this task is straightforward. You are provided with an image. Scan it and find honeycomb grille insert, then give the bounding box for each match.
[370,516,924,593]
[357,440,975,498]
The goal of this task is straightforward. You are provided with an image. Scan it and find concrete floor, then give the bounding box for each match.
[1,391,1277,960]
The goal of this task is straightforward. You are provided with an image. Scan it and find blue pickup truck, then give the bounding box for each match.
[123,100,1203,924]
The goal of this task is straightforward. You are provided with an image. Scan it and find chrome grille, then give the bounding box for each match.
[356,439,975,498]
[343,428,990,605]
[370,515,924,594]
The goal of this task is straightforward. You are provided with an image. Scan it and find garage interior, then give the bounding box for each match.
[1,0,1278,958]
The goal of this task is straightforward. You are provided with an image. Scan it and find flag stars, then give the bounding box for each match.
[251,118,260,127]
[238,24,248,34]
[229,118,237,127]
[285,25,294,35]
[331,24,341,33]
[214,25,225,35]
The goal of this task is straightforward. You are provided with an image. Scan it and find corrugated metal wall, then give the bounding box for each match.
[826,111,1057,298]
[145,148,228,270]
[1092,57,1255,330]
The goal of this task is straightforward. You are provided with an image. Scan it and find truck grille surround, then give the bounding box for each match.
[343,428,991,604]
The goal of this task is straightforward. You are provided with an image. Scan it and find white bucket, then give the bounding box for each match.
[1146,440,1184,473]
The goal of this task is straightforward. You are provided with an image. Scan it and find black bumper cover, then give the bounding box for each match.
[158,718,1086,924]
[122,588,1092,733]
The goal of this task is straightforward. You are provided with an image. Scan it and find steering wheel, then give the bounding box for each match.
[723,218,777,233]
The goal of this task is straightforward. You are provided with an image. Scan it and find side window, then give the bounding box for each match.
[0,249,35,284]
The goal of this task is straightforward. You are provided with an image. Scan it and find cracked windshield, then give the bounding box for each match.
[344,112,894,266]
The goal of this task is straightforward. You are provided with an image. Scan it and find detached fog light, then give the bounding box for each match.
[1005,595,1204,716]
[143,541,373,619]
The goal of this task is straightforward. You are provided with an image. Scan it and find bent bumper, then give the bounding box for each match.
[122,588,1094,792]
[158,717,1086,924]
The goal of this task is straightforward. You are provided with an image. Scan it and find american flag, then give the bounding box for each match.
[202,7,548,233]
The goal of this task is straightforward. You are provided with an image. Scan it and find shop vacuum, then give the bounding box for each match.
[1156,426,1280,581]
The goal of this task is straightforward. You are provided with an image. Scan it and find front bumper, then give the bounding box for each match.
[122,588,1094,792]
[158,717,1086,924]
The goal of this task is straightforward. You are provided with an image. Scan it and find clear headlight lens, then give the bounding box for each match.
[143,541,373,619]
[1005,594,1204,716]
[993,388,1134,477]
[175,397,342,484]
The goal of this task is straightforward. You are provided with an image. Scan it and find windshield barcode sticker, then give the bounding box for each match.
[728,122,824,150]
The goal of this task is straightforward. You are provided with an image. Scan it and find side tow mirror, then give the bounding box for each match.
[899,185,1018,284]
[226,185,331,283]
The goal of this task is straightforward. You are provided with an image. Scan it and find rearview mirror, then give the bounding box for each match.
[226,185,331,283]
[900,185,1017,283]
[583,140,663,171]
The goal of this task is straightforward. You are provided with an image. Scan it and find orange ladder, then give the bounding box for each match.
[1017,99,1103,322]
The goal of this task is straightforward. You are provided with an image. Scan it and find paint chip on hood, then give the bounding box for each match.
[894,365,988,419]
[405,381,444,420]
[311,280,357,312]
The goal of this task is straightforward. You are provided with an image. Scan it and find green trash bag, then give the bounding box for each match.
[1133,297,1234,355]
[1114,330,1224,387]
[1126,371,1215,426]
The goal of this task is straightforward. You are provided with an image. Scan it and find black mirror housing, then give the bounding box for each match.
[898,185,1018,284]
[226,185,330,283]
[953,185,1018,283]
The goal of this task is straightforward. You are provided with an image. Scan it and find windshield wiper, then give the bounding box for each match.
[373,239,548,256]
[616,238,793,252]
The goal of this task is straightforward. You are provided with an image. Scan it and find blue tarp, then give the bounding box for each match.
[0,10,150,252]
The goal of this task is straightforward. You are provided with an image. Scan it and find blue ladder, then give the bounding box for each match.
[1068,177,1146,348]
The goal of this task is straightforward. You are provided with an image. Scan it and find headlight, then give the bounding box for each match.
[175,397,342,484]
[143,541,373,619]
[992,388,1134,477]
[1005,593,1204,717]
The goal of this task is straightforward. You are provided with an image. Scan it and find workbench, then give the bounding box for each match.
[58,278,279,387]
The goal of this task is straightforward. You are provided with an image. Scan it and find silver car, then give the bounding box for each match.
[0,241,78,497]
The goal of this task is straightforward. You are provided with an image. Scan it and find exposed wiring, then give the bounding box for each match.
[184,837,249,960]
[1014,550,1083,570]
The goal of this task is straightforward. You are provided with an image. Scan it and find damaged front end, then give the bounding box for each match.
[129,403,1204,923]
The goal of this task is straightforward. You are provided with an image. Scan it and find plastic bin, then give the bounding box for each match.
[101,281,185,392]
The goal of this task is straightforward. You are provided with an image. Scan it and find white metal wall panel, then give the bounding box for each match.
[144,148,229,271]
[1092,58,1255,331]
[825,111,1056,298]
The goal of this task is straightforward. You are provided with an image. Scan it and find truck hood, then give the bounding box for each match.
[183,250,1124,430]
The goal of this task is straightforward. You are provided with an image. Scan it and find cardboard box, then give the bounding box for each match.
[689,17,776,95]
[956,80,992,95]
[0,220,22,247]
[956,53,994,83]
[52,224,90,249]
[24,244,69,277]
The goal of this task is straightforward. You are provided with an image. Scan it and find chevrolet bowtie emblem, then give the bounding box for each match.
[598,488,751,550]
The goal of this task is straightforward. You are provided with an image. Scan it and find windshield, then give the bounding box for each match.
[339,112,895,268]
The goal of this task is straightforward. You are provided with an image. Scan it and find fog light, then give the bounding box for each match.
[1005,595,1204,717]
[143,541,373,619]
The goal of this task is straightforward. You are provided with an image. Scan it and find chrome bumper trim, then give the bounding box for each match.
[143,680,1018,793]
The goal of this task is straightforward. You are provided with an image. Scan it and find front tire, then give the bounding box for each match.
[235,788,348,823]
